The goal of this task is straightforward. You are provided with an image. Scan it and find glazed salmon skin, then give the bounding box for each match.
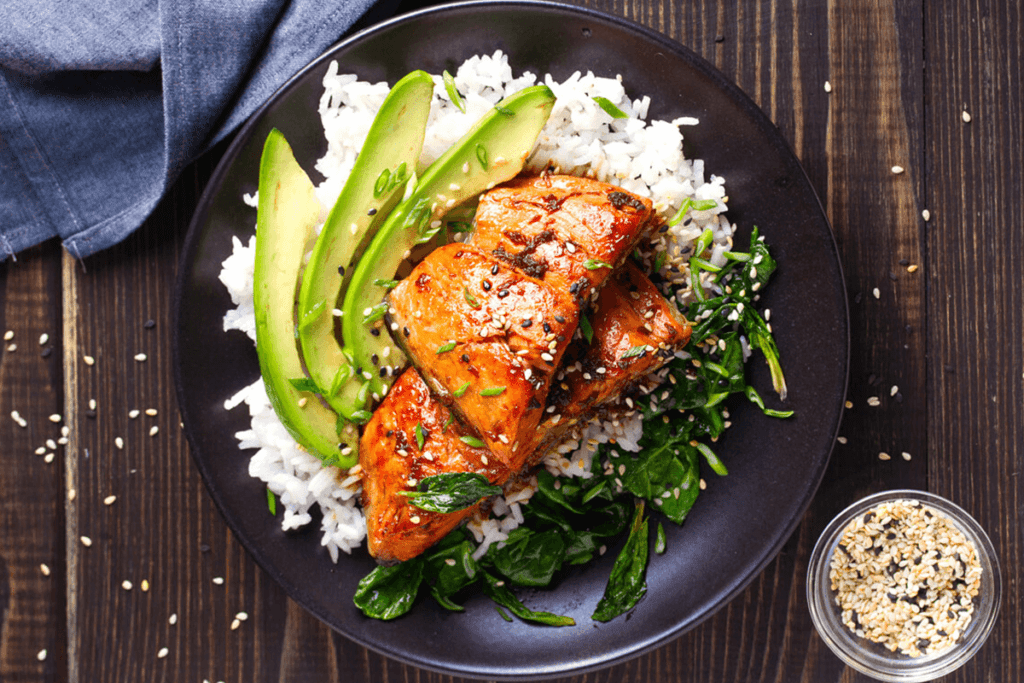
[385,243,579,472]
[470,174,656,304]
[532,261,692,458]
[359,368,509,563]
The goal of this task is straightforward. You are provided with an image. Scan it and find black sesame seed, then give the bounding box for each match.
[367,208,377,216]
[85,409,97,419]
[386,430,394,438]
[338,265,345,276]
[200,544,211,553]
[543,322,552,333]
[527,397,541,410]
[899,258,909,266]
[497,290,509,298]
[491,264,499,275]
[482,280,492,291]
[715,34,725,42]
[461,354,470,363]
[370,354,379,365]
[41,347,52,358]
[370,328,380,336]
[917,639,930,651]
[378,367,387,378]
[403,327,410,337]
[863,512,875,523]
[144,319,156,329]
[521,319,533,328]
[888,271,898,281]
[554,315,565,324]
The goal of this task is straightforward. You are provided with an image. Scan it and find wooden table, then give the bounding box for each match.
[1,0,1020,680]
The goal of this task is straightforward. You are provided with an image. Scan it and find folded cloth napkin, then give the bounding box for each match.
[0,0,377,260]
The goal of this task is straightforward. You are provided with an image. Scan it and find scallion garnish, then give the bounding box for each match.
[463,286,482,309]
[414,423,427,450]
[453,381,470,397]
[443,70,466,113]
[593,96,629,119]
[373,168,390,197]
[267,488,277,516]
[373,278,400,289]
[620,345,648,360]
[479,386,506,397]
[583,259,612,270]
[436,341,457,354]
[476,143,488,169]
[459,435,486,448]
[580,313,594,343]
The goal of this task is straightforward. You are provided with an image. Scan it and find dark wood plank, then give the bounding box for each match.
[0,243,67,682]
[924,1,1024,681]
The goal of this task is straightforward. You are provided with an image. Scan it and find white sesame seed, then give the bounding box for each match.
[901,452,912,461]
[80,536,92,547]
[129,409,140,418]
[867,396,881,406]
[879,452,891,460]
[872,287,880,299]
[157,647,168,659]
[890,385,899,396]
[61,426,69,437]
[44,453,55,464]
[837,436,848,444]
[922,209,931,222]
[122,580,133,591]
[37,649,47,661]
[169,613,178,625]
[235,611,248,621]
[104,495,116,506]
[212,577,224,585]
[962,109,971,123]
[230,619,241,630]
[149,426,159,437]
[134,353,147,362]
[907,264,919,273]
[2,330,12,341]
[48,414,61,423]
[46,439,56,449]
[35,446,47,455]
[824,80,832,93]
[141,580,150,592]
[68,489,76,501]
[84,355,95,366]
[89,398,97,410]
[891,165,905,174]
[115,437,124,449]
[7,342,17,352]
[39,333,49,345]
[40,563,51,576]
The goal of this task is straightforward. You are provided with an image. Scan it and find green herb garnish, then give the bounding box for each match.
[414,423,427,450]
[459,435,485,448]
[463,286,482,309]
[443,70,466,113]
[436,341,457,354]
[475,143,488,169]
[288,377,320,393]
[453,381,471,397]
[621,345,649,360]
[583,259,613,270]
[373,278,399,289]
[593,96,629,119]
[579,313,594,343]
[373,168,391,197]
[362,302,388,324]
[401,472,501,513]
[479,386,506,397]
[266,488,277,516]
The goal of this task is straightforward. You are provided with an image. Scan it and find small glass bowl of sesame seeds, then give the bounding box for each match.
[806,490,1001,682]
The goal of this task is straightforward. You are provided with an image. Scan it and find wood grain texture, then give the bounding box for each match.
[0,1,1020,682]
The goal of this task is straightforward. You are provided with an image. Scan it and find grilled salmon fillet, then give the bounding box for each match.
[470,175,656,304]
[385,243,579,472]
[530,261,692,457]
[360,368,509,563]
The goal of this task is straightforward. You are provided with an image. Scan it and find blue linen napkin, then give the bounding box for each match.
[0,0,377,260]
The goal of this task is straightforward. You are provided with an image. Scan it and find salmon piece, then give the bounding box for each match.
[470,175,656,305]
[529,261,692,457]
[385,243,579,472]
[360,368,509,563]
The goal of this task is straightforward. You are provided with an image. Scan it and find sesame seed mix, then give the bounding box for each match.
[828,499,982,657]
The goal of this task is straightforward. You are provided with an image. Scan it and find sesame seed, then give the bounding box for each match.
[867,396,881,406]
[845,400,853,409]
[169,614,178,625]
[879,452,891,460]
[824,80,832,93]
[5,343,13,352]
[68,489,76,501]
[39,333,48,345]
[891,165,905,174]
[145,408,158,416]
[129,409,140,419]
[872,287,880,299]
[122,580,133,590]
[962,109,972,123]
[890,385,899,396]
[40,563,51,576]
[149,426,159,437]
[212,577,224,585]
[2,330,12,341]
[89,398,97,410]
[907,264,919,273]
[115,437,124,449]
[235,611,248,621]
[37,649,47,661]
[49,414,62,423]
[44,453,55,464]
[410,515,421,524]
[922,209,931,222]
[901,452,912,461]
[837,436,848,444]
[141,580,150,592]
[230,619,241,630]
[134,353,147,362]
[157,647,168,659]
[104,495,116,506]
[46,439,56,450]
[80,536,92,547]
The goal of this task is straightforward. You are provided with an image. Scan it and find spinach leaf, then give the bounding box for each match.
[353,558,425,620]
[592,501,649,622]
[425,535,480,611]
[481,573,575,627]
[400,472,501,513]
[489,528,566,587]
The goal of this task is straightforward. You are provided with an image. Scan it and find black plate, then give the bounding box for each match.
[174,1,849,678]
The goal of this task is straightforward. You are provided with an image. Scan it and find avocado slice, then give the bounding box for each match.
[297,70,434,419]
[254,128,357,468]
[341,84,557,403]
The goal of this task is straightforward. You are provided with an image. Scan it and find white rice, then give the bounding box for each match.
[219,51,736,563]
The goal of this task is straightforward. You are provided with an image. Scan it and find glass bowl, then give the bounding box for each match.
[806,489,1001,682]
